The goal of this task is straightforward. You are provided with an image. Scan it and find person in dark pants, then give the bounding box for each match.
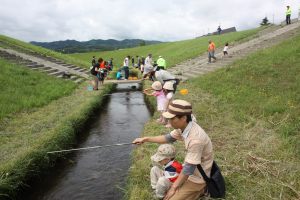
[286,6,292,25]
[91,56,96,66]
[217,26,222,35]
[123,55,130,80]
[207,40,217,63]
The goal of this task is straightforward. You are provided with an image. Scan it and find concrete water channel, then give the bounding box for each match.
[26,83,151,200]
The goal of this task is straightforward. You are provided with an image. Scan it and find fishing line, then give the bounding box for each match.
[47,142,133,154]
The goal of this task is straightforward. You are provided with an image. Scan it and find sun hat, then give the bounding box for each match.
[151,81,162,90]
[151,144,176,162]
[163,81,174,91]
[163,99,192,119]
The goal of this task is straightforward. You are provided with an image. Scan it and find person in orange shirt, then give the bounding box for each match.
[208,40,217,63]
[97,58,106,85]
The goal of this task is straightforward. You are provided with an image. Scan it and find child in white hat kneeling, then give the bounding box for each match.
[150,144,182,199]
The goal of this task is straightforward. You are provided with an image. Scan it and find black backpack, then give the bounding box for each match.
[90,66,97,76]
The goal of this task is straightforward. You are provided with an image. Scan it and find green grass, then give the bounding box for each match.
[0,35,87,67]
[0,58,77,121]
[70,27,263,69]
[0,82,114,199]
[126,32,300,199]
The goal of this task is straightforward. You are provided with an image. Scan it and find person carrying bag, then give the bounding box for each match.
[197,161,226,198]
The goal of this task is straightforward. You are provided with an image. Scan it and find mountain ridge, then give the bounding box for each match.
[30,39,162,53]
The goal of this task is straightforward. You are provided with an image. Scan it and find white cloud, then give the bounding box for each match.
[0,0,299,42]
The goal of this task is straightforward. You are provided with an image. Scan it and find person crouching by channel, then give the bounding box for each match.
[133,99,214,200]
[143,81,168,124]
[150,144,183,199]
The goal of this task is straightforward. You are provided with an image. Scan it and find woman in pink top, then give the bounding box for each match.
[143,81,168,124]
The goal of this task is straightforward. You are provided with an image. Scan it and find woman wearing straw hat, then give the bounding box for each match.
[133,100,214,200]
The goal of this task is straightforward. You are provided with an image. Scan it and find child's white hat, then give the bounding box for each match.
[151,81,162,90]
[163,81,174,91]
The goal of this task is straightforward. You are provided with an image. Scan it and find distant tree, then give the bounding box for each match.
[139,40,146,46]
[260,17,270,26]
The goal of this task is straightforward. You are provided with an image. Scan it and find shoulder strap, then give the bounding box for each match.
[197,164,210,183]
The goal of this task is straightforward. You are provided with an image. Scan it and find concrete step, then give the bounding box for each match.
[26,64,44,68]
[49,71,65,76]
[70,76,78,80]
[44,68,59,74]
[72,67,82,71]
[32,66,52,71]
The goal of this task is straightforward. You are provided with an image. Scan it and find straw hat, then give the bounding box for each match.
[163,99,192,119]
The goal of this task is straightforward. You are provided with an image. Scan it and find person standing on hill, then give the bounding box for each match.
[123,55,130,80]
[286,5,292,25]
[136,55,141,69]
[108,58,113,71]
[131,56,135,67]
[217,26,222,35]
[91,56,96,66]
[133,99,214,200]
[223,42,229,56]
[157,56,167,70]
[207,40,217,63]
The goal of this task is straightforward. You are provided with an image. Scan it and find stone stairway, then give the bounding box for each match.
[169,21,300,81]
[0,43,90,84]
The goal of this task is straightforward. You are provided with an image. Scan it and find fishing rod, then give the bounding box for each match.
[47,142,134,154]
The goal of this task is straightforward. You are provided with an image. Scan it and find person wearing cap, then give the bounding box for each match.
[150,144,183,199]
[133,99,214,200]
[143,81,168,124]
[157,56,167,70]
[149,68,179,93]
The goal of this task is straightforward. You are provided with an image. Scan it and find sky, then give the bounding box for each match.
[0,0,299,42]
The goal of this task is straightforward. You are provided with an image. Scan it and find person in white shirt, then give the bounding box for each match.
[123,55,130,80]
[223,43,229,56]
[143,54,154,78]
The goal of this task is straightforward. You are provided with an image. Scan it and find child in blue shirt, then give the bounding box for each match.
[116,70,122,80]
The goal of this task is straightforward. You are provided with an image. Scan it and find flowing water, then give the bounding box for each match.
[27,83,151,200]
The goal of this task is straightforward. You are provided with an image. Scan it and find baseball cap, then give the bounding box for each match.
[151,144,176,162]
[151,81,162,90]
[163,99,192,119]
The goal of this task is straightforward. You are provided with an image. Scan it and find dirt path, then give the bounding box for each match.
[169,21,300,81]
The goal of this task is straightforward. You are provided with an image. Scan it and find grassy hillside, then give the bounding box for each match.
[127,32,300,199]
[0,58,77,121]
[0,82,114,199]
[0,35,87,67]
[70,28,263,68]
